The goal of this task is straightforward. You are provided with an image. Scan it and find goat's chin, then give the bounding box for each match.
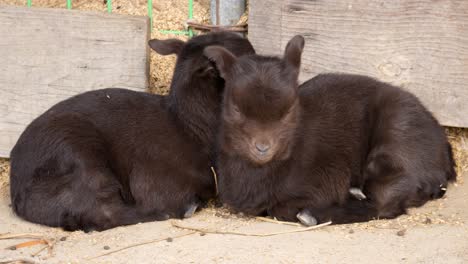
[243,146,294,166]
[247,155,274,166]
[244,150,277,166]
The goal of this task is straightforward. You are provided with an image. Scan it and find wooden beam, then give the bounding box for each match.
[249,0,468,127]
[248,0,283,56]
[0,5,150,157]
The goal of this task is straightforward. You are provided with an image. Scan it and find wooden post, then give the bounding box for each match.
[249,0,468,128]
[0,6,150,157]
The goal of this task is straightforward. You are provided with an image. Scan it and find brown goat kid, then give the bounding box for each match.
[9,32,255,231]
[206,35,456,225]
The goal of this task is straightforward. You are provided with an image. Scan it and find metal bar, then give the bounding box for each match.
[210,0,245,26]
[159,30,190,35]
[148,0,153,32]
[107,0,112,13]
[188,0,193,37]
[215,0,220,25]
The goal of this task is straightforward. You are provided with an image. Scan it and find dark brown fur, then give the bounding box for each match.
[9,32,255,231]
[206,36,456,224]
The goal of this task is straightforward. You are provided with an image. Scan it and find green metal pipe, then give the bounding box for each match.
[107,0,112,13]
[148,0,153,32]
[188,0,193,37]
[159,30,190,35]
[188,0,193,19]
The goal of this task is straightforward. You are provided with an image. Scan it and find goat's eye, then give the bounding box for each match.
[281,104,297,123]
[228,104,244,122]
[197,66,214,76]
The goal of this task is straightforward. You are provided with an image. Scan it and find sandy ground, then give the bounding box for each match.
[0,172,467,263]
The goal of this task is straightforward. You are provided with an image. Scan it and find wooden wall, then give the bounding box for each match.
[249,0,468,128]
[0,6,150,157]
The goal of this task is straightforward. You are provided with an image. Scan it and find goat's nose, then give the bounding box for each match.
[255,142,271,153]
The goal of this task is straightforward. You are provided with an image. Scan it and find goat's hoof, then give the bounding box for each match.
[349,187,367,200]
[184,203,198,218]
[158,214,170,221]
[296,210,318,226]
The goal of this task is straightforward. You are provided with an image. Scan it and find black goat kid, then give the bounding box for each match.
[206,35,456,225]
[10,32,255,231]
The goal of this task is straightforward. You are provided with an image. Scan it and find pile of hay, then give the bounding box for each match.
[447,127,468,183]
[0,159,9,197]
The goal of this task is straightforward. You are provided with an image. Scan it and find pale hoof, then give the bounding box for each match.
[296,210,318,226]
[158,214,170,221]
[349,187,367,200]
[184,203,198,218]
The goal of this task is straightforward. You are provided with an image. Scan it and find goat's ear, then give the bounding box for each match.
[196,64,217,78]
[203,46,237,79]
[148,38,185,55]
[283,35,305,71]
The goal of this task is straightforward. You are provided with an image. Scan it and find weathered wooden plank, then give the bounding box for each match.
[0,5,149,157]
[249,0,468,128]
[248,0,283,56]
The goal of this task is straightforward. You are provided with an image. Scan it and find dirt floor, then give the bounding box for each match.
[1,0,468,263]
[0,168,467,263]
